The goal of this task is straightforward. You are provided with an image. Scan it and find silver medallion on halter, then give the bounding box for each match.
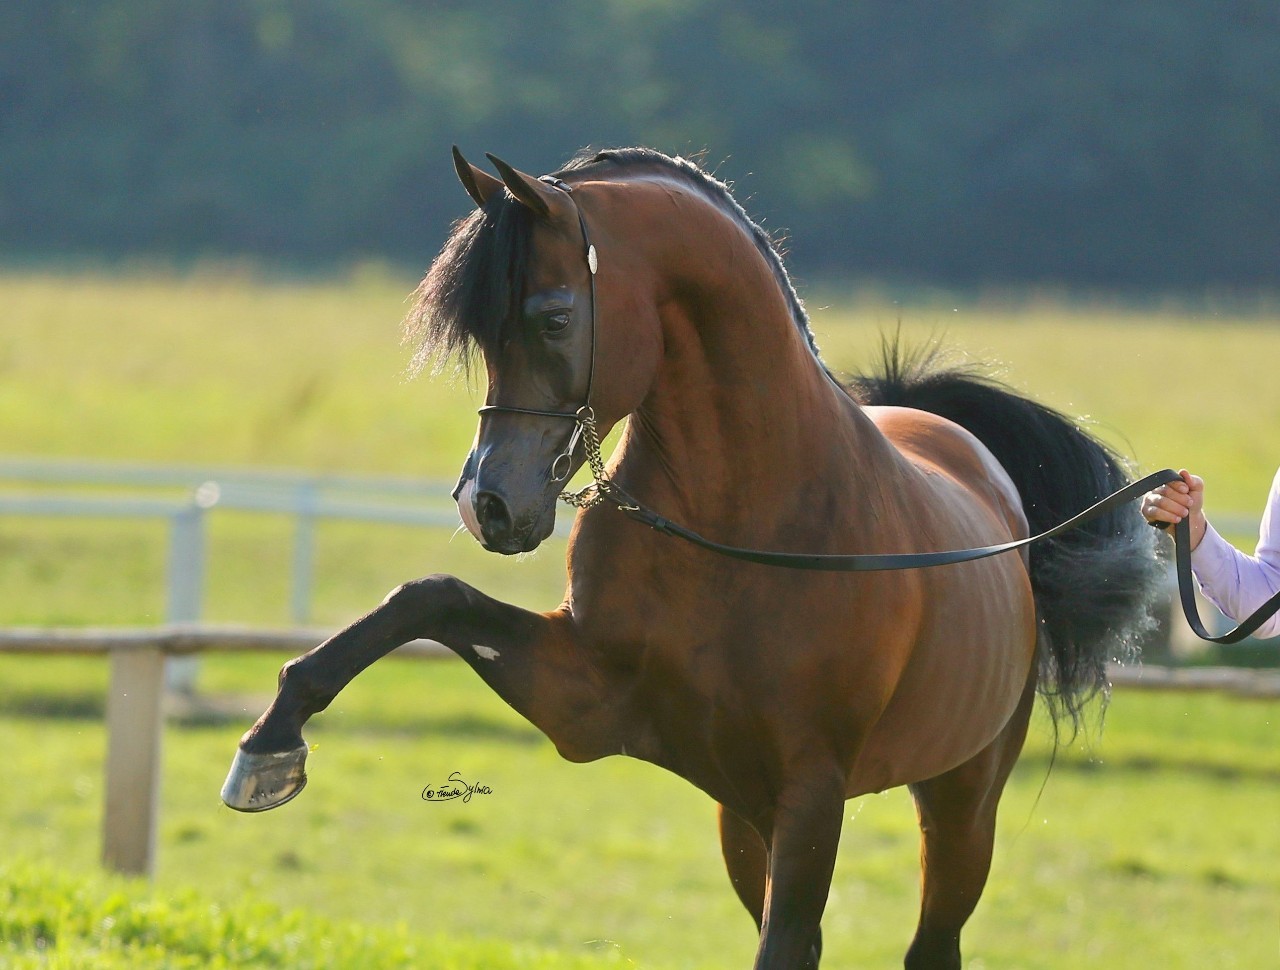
[587,245,598,275]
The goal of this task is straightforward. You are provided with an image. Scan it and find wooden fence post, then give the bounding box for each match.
[102,645,166,876]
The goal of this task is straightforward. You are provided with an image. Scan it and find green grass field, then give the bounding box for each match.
[0,653,1276,968]
[0,858,620,970]
[3,271,1277,490]
[2,271,1279,967]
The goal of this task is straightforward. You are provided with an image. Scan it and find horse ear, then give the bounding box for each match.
[452,146,504,207]
[486,153,573,222]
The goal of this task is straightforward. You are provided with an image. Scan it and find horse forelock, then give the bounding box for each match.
[404,146,822,378]
[404,192,535,377]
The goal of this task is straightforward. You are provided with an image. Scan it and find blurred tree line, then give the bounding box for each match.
[1,0,1277,287]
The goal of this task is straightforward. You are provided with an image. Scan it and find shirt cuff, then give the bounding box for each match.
[1189,521,1238,597]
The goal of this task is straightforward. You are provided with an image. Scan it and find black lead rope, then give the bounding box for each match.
[619,470,1176,572]
[615,469,1280,645]
[1167,505,1280,644]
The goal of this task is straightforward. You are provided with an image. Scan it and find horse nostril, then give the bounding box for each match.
[474,490,513,536]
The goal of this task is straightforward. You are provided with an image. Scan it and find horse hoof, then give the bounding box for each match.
[220,743,309,812]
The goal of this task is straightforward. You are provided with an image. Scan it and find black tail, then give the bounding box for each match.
[849,338,1162,734]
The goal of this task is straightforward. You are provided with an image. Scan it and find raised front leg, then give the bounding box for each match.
[752,770,845,970]
[222,574,613,812]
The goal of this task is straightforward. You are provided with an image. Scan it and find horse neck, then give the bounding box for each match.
[613,190,899,534]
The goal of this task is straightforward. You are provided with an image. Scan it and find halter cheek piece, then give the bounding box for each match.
[474,176,616,504]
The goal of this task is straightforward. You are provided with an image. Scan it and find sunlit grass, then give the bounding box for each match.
[0,652,1275,969]
[3,270,1276,964]
[0,857,623,969]
[5,269,1276,492]
[0,268,469,475]
[2,270,1276,628]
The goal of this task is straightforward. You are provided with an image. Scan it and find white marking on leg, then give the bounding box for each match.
[471,644,500,661]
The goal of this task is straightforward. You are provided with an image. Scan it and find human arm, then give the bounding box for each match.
[1186,468,1280,640]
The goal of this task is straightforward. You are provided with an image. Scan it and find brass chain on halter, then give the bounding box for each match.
[557,406,637,512]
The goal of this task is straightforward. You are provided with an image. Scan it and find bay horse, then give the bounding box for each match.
[222,147,1159,969]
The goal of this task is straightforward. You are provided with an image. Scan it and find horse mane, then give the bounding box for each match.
[404,147,822,376]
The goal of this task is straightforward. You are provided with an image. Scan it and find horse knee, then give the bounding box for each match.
[377,574,477,643]
[384,573,470,617]
[273,653,329,717]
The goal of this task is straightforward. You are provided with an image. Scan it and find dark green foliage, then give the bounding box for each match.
[2,1,1277,286]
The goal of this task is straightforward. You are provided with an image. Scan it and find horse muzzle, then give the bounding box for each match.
[456,475,555,554]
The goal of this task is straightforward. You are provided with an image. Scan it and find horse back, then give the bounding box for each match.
[865,405,1028,541]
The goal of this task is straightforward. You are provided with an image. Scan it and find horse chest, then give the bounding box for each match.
[617,676,778,816]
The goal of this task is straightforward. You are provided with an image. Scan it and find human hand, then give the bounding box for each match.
[1141,469,1207,549]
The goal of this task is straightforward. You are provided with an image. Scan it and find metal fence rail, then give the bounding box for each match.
[0,456,1260,628]
[0,456,574,625]
[0,457,456,625]
[0,456,1261,634]
[0,492,210,625]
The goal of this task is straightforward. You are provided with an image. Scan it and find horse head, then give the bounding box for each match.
[433,149,659,554]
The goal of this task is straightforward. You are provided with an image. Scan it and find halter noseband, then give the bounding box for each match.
[474,176,613,499]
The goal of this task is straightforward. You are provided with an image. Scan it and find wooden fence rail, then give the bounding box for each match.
[0,626,447,877]
[0,626,1276,878]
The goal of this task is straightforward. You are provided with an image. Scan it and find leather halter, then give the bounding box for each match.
[475,175,599,484]
[467,173,1280,644]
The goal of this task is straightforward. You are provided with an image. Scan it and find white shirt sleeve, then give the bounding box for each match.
[1190,466,1280,639]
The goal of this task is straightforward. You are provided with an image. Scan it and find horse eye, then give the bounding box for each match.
[544,311,572,334]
